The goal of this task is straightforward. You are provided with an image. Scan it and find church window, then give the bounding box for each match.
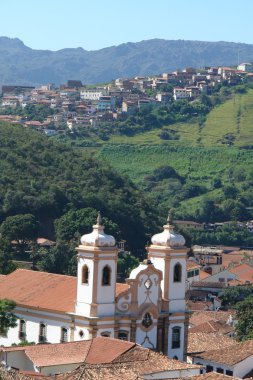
[39,323,47,343]
[102,265,111,286]
[173,263,182,282]
[172,326,181,348]
[19,320,26,340]
[101,331,111,337]
[61,327,68,343]
[118,331,128,340]
[82,265,89,284]
[142,312,153,328]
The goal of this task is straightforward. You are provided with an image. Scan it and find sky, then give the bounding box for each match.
[1,0,253,51]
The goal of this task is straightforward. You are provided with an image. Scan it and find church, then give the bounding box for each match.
[0,213,188,361]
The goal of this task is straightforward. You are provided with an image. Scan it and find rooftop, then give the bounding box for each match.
[0,269,127,313]
[187,332,235,354]
[192,339,253,366]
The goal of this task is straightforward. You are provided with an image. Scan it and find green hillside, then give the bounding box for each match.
[104,89,253,148]
[0,122,159,252]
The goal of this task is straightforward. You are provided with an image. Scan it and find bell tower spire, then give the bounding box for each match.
[75,212,118,319]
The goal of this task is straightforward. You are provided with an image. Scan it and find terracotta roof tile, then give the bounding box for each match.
[193,339,253,365]
[187,261,201,270]
[191,281,226,288]
[189,320,235,334]
[115,283,129,298]
[189,310,235,327]
[187,332,235,354]
[0,269,126,313]
[86,337,135,364]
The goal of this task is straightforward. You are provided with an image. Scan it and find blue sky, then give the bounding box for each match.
[1,0,252,51]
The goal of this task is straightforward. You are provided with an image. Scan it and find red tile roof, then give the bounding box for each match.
[187,332,235,354]
[193,339,253,365]
[0,269,128,313]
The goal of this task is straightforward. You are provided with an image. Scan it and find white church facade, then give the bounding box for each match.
[0,213,188,360]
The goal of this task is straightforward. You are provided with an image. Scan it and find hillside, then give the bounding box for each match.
[0,122,158,252]
[1,37,253,85]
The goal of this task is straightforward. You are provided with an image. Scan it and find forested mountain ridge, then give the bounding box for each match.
[0,122,158,253]
[1,37,253,85]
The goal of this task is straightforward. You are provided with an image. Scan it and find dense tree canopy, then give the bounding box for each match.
[0,299,17,335]
[236,296,253,341]
[0,123,159,255]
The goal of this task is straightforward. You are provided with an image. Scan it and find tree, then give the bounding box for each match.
[54,208,120,242]
[1,214,39,255]
[235,296,253,341]
[0,299,17,335]
[117,252,139,281]
[0,238,17,274]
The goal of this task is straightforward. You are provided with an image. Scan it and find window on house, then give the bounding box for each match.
[19,320,26,340]
[206,365,213,373]
[226,370,233,376]
[216,368,224,374]
[194,269,199,276]
[102,265,111,286]
[101,332,111,337]
[82,265,89,284]
[172,327,181,349]
[173,263,182,282]
[61,327,68,343]
[118,331,128,341]
[39,323,47,343]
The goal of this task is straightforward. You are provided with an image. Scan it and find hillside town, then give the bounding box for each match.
[0,63,253,134]
[0,213,253,379]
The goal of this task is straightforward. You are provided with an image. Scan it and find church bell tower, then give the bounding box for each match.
[75,212,118,318]
[147,213,188,360]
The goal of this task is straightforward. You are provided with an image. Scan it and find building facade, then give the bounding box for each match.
[0,213,188,360]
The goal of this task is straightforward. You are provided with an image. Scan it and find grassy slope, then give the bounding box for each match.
[104,89,253,148]
[97,145,253,185]
[95,90,253,216]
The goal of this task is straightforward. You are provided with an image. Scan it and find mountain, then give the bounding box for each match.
[1,37,253,86]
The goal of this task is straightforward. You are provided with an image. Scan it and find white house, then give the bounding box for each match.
[189,339,253,379]
[0,213,188,361]
[0,336,202,377]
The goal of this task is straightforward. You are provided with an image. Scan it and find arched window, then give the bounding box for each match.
[61,327,68,343]
[82,265,89,284]
[102,265,111,286]
[172,326,181,349]
[118,331,128,341]
[39,323,47,343]
[19,319,26,340]
[173,263,182,282]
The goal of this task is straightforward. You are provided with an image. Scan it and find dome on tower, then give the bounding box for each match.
[80,212,116,247]
[151,212,185,247]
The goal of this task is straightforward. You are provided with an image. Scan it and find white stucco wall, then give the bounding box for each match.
[0,309,71,346]
[41,363,80,376]
[137,273,160,307]
[0,351,35,372]
[135,324,157,350]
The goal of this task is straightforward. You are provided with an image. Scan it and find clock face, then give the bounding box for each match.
[144,279,152,289]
